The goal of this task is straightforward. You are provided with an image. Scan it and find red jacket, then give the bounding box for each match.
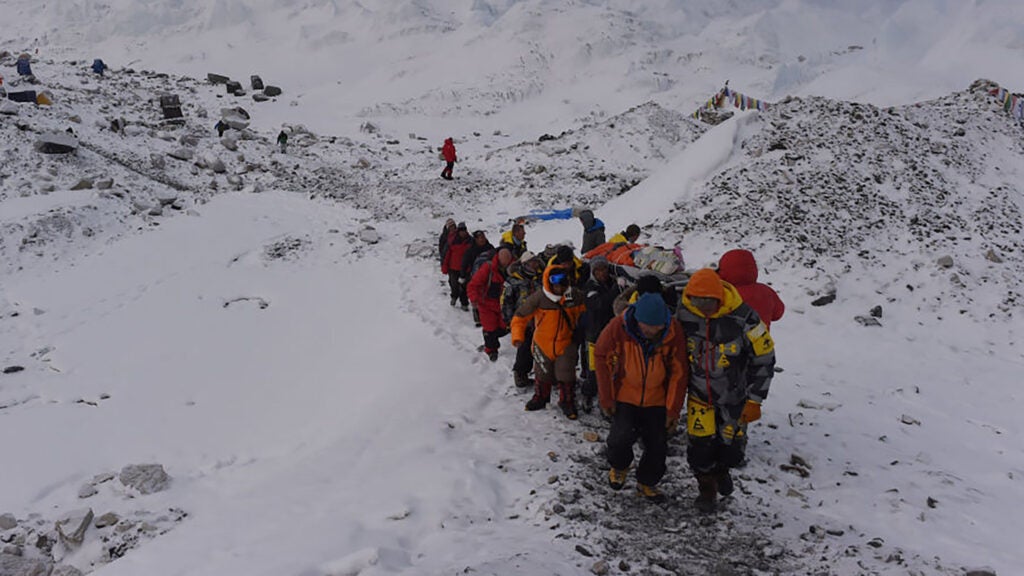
[467,253,507,332]
[717,249,784,330]
[442,231,470,275]
[442,138,457,163]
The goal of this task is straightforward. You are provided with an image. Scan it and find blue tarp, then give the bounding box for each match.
[523,208,574,221]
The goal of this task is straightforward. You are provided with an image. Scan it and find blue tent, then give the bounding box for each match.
[16,56,32,76]
[92,59,107,75]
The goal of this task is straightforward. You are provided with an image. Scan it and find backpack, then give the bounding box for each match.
[471,248,496,276]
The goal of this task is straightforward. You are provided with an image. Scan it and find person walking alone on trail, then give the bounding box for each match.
[609,224,641,245]
[277,130,288,153]
[580,256,621,412]
[511,264,586,419]
[676,268,776,513]
[578,209,606,254]
[501,251,545,388]
[442,222,471,309]
[215,120,228,137]
[440,137,457,180]
[468,248,514,361]
[595,292,687,502]
[716,249,785,331]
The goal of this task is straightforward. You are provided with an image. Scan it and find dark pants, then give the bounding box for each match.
[513,325,535,375]
[483,327,509,354]
[607,403,668,486]
[686,402,747,475]
[441,161,454,179]
[447,271,467,305]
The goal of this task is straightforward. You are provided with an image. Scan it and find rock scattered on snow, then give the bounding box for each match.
[93,513,119,529]
[77,484,98,499]
[119,464,171,495]
[55,508,93,546]
[359,226,380,244]
[937,255,954,268]
[167,148,193,161]
[0,553,52,576]
[0,514,17,530]
[900,414,921,426]
[811,293,836,306]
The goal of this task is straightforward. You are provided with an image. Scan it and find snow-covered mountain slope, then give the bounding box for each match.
[4,0,1024,138]
[2,2,1023,575]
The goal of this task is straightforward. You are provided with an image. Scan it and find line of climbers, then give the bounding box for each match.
[437,212,784,512]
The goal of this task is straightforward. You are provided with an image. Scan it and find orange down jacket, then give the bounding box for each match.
[594,308,688,418]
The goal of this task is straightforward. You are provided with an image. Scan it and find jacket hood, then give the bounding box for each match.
[717,249,758,286]
[444,137,453,144]
[681,279,743,318]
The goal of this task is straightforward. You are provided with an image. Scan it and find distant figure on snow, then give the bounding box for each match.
[609,224,641,245]
[215,120,228,137]
[277,130,288,153]
[91,59,107,76]
[16,54,33,77]
[440,137,457,180]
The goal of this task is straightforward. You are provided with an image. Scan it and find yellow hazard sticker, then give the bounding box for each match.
[687,397,716,438]
[747,322,775,356]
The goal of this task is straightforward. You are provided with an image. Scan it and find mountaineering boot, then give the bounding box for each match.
[487,350,499,362]
[636,483,666,503]
[525,380,551,411]
[513,371,532,389]
[460,302,469,311]
[716,467,734,497]
[694,474,718,513]
[557,381,577,420]
[450,296,457,307]
[608,468,627,490]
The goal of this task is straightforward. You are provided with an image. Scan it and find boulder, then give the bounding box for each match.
[0,101,19,116]
[263,85,282,97]
[207,73,230,84]
[95,178,114,190]
[167,148,194,161]
[69,179,93,191]
[250,75,264,90]
[55,508,94,546]
[34,132,79,155]
[221,137,238,151]
[77,484,98,499]
[0,514,16,530]
[0,554,51,576]
[93,513,119,529]
[252,93,269,103]
[119,464,170,494]
[359,226,380,244]
[153,190,179,207]
[937,255,954,268]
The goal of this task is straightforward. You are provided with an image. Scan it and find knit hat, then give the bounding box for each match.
[684,268,725,302]
[590,255,609,269]
[519,250,536,263]
[635,274,663,295]
[633,293,669,326]
[456,221,467,230]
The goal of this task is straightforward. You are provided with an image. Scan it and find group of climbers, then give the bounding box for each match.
[436,210,784,511]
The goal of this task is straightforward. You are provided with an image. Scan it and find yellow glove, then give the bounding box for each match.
[740,400,761,423]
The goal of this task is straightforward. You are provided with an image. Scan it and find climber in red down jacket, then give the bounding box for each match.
[716,249,785,330]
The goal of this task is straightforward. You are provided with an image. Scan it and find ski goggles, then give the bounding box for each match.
[549,272,569,286]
